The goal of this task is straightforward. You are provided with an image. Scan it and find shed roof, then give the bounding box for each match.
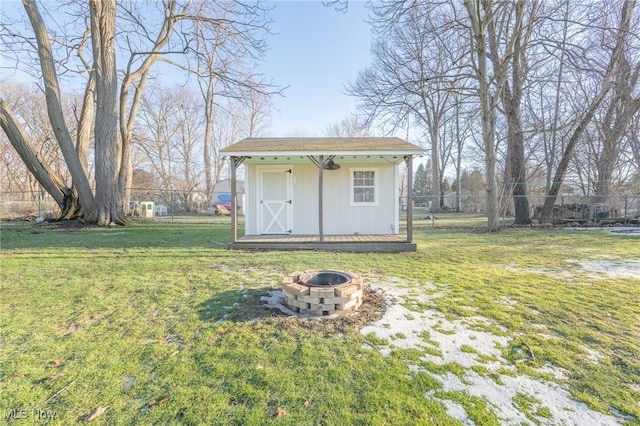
[220,137,423,156]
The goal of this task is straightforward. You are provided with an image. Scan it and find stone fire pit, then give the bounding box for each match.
[281,269,363,316]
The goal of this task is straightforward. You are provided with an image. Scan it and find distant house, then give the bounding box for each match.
[210,179,245,215]
[220,137,423,252]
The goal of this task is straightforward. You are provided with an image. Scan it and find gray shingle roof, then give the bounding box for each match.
[220,137,423,155]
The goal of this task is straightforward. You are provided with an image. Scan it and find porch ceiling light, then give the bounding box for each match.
[323,159,341,170]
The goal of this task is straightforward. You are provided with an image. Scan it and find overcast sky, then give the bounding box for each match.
[261,1,373,136]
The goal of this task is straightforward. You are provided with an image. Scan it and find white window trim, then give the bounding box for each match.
[349,167,379,206]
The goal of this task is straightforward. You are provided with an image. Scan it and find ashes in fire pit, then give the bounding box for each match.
[281,269,363,316]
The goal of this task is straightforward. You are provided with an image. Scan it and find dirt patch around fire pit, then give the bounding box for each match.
[260,286,389,336]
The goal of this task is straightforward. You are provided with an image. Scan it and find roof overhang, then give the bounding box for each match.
[220,137,424,159]
[238,154,411,165]
[222,150,421,157]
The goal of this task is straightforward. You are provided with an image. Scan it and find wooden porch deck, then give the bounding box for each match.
[227,234,416,252]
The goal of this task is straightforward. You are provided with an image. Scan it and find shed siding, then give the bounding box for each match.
[245,161,398,235]
[322,162,397,235]
[291,165,320,234]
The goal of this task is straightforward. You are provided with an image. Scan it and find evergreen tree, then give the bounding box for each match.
[413,161,433,206]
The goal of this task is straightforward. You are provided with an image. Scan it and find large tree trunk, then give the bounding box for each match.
[0,99,66,209]
[594,55,640,203]
[1,99,83,219]
[118,2,176,210]
[22,0,95,216]
[118,68,150,212]
[76,73,95,175]
[505,1,531,225]
[485,0,531,225]
[453,94,464,212]
[118,68,151,210]
[203,87,215,204]
[539,98,608,223]
[508,124,531,223]
[503,71,531,224]
[465,0,500,231]
[88,0,125,225]
[429,125,441,213]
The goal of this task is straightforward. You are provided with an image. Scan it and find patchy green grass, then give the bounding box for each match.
[459,345,477,354]
[1,220,639,424]
[434,390,502,425]
[512,392,543,423]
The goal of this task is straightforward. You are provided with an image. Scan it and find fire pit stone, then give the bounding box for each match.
[281,269,363,316]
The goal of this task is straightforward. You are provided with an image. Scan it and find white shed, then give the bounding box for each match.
[220,137,423,252]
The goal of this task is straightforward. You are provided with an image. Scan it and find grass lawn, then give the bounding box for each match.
[1,219,638,425]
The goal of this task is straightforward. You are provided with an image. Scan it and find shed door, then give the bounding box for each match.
[259,168,292,234]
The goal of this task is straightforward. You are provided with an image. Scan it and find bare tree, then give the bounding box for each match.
[539,0,571,194]
[333,0,638,228]
[629,118,640,178]
[0,96,68,211]
[538,0,637,223]
[245,89,273,137]
[446,91,477,211]
[190,0,276,204]
[324,115,370,137]
[211,101,249,183]
[17,1,97,218]
[348,2,472,213]
[349,0,529,228]
[487,0,540,225]
[172,91,205,211]
[573,72,640,201]
[592,40,640,201]
[0,83,70,186]
[89,0,120,224]
[1,0,275,224]
[463,0,515,231]
[135,86,189,193]
[116,1,199,210]
[203,85,273,195]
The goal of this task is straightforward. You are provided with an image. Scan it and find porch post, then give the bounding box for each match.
[318,155,324,242]
[230,156,238,243]
[405,155,414,243]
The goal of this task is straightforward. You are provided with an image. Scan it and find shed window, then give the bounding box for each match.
[350,168,378,206]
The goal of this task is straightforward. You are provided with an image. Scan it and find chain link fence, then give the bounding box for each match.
[0,191,60,220]
[2,189,639,227]
[404,192,640,226]
[0,188,213,221]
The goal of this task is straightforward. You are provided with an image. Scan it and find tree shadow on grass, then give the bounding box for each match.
[198,288,281,323]
[0,220,233,250]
